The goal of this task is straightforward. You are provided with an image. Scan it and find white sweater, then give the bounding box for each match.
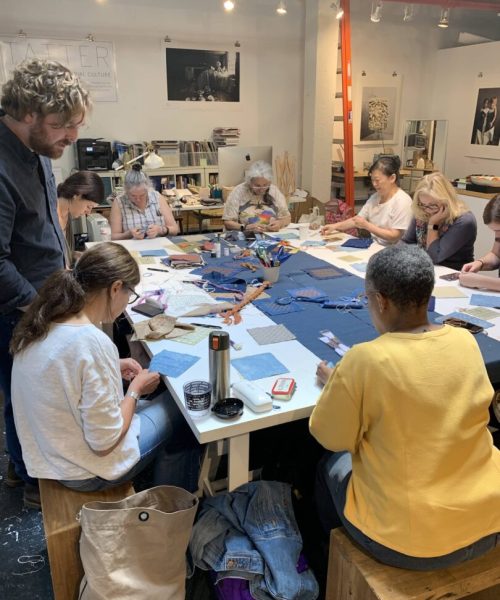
[12,323,140,481]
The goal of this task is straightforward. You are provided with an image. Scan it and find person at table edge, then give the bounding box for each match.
[223,160,291,233]
[321,156,412,245]
[110,163,179,240]
[400,171,476,270]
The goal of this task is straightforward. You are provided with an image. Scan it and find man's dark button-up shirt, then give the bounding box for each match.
[0,111,65,314]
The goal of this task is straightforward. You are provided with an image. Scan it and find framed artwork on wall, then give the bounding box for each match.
[466,86,500,159]
[354,75,402,147]
[165,47,240,103]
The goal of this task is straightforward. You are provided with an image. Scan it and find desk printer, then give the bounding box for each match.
[76,138,112,171]
[86,213,111,241]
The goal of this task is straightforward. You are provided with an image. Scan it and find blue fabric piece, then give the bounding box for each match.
[434,311,494,329]
[149,349,200,377]
[470,293,500,309]
[231,353,289,380]
[351,262,368,273]
[300,240,326,247]
[287,287,330,302]
[252,299,305,316]
[139,249,168,257]
[304,266,349,280]
[266,231,300,241]
[195,238,500,382]
[341,237,373,249]
[190,481,319,600]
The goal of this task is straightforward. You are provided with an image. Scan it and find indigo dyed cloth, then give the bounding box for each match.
[191,481,319,600]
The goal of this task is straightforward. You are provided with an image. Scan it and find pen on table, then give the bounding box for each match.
[190,323,222,329]
[147,268,170,273]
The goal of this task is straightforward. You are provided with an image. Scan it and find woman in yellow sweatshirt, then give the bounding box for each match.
[310,245,500,570]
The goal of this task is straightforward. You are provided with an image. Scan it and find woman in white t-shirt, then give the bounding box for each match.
[10,242,200,492]
[321,156,412,245]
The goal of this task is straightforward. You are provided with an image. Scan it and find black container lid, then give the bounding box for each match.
[209,330,230,351]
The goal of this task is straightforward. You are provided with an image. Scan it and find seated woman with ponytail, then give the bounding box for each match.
[10,242,200,492]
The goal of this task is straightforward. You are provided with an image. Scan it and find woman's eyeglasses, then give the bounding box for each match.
[417,201,440,212]
[127,288,140,304]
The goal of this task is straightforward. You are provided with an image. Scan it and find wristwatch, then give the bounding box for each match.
[128,390,140,403]
[240,224,245,232]
[431,224,439,231]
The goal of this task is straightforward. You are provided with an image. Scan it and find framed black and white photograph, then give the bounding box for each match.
[354,75,402,146]
[165,48,240,102]
[470,87,500,146]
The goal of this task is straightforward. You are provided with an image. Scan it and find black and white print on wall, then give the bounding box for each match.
[165,48,240,102]
[470,87,500,146]
[354,75,402,147]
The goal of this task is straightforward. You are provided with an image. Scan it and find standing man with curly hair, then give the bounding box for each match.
[0,59,91,508]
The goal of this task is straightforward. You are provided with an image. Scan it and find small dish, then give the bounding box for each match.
[212,398,244,420]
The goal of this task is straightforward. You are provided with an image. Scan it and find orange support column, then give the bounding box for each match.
[340,0,354,210]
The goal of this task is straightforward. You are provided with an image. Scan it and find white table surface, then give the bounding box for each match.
[89,228,500,489]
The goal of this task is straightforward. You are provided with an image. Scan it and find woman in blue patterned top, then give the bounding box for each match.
[110,164,179,240]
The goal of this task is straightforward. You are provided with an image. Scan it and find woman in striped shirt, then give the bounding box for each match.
[110,164,179,240]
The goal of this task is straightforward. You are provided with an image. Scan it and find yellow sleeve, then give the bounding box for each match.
[309,352,364,453]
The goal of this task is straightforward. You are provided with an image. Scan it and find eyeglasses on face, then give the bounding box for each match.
[126,287,140,304]
[417,200,440,212]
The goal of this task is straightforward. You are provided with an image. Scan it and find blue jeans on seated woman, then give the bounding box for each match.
[60,391,202,493]
[315,451,500,571]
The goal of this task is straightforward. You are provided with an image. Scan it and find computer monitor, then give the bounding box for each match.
[217,146,273,187]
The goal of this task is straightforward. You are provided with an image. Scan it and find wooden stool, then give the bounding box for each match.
[326,527,500,600]
[40,479,135,600]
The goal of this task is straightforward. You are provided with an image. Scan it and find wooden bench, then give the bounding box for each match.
[39,479,135,600]
[326,527,500,600]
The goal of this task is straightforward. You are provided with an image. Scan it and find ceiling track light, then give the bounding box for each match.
[164,35,171,43]
[223,0,235,12]
[85,33,95,42]
[403,4,414,22]
[276,1,287,15]
[17,29,27,38]
[371,1,383,24]
[331,1,344,20]
[438,7,450,28]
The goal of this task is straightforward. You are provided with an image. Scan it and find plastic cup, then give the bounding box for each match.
[183,381,212,418]
[299,224,310,240]
[262,266,280,284]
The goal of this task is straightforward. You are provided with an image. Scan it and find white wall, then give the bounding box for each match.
[430,41,500,180]
[349,18,441,172]
[302,0,339,202]
[1,0,304,179]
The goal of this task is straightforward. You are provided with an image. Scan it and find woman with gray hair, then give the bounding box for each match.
[223,160,291,232]
[110,164,179,240]
[310,245,500,570]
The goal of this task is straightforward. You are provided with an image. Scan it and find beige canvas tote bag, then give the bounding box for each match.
[78,485,198,600]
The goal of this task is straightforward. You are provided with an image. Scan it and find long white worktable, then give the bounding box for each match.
[89,228,500,491]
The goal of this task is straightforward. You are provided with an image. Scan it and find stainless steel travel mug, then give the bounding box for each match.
[209,331,230,402]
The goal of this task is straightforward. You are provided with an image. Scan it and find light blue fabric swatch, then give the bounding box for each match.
[140,249,168,257]
[231,353,289,381]
[149,349,200,377]
[434,311,494,329]
[352,262,368,273]
[470,294,500,309]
